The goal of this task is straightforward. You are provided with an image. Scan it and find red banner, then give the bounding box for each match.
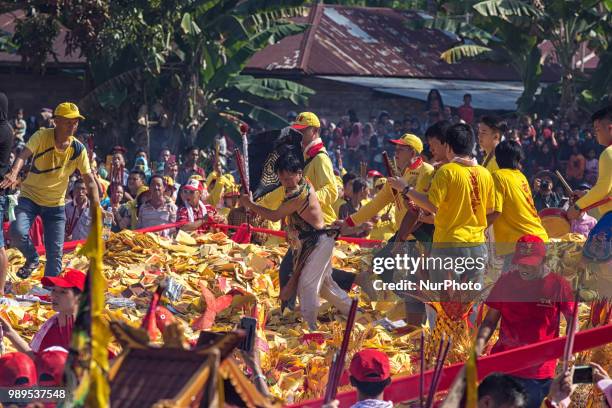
[8,219,383,255]
[290,324,612,407]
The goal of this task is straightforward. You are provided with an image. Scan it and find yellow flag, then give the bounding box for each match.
[82,206,111,407]
[465,343,478,408]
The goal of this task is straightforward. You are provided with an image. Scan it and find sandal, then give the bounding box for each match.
[16,262,40,279]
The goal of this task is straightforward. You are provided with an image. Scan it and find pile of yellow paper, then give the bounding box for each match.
[0,229,604,404]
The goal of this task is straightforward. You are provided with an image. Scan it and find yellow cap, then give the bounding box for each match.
[135,186,149,199]
[163,176,175,188]
[223,184,241,198]
[390,133,423,154]
[189,174,205,182]
[292,112,320,129]
[54,102,85,120]
[375,177,387,187]
[219,174,235,186]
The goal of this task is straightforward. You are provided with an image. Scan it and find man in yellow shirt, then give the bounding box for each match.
[478,115,506,172]
[368,178,396,241]
[342,133,434,234]
[393,123,495,300]
[487,140,548,271]
[568,106,612,263]
[338,133,433,324]
[2,102,100,278]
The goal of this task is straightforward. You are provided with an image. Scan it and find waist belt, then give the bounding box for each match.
[298,227,340,241]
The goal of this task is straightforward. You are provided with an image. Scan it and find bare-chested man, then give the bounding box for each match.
[240,154,351,330]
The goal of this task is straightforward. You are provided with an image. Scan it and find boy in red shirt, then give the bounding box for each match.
[457,93,474,125]
[475,235,575,408]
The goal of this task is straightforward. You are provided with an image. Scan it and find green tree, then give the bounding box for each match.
[8,0,315,152]
[408,0,545,112]
[413,0,611,116]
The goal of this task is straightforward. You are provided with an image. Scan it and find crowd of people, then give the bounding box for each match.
[0,88,610,408]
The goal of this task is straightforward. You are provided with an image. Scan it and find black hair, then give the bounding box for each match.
[477,373,527,407]
[591,105,612,122]
[72,178,86,188]
[149,174,165,186]
[274,153,303,174]
[350,376,391,398]
[426,89,444,111]
[351,178,367,194]
[342,172,358,187]
[495,140,524,169]
[184,145,199,155]
[71,287,83,296]
[425,120,451,143]
[480,115,508,135]
[445,123,475,156]
[463,93,472,99]
[129,169,146,181]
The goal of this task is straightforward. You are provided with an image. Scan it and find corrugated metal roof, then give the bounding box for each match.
[247,4,561,82]
[318,76,534,110]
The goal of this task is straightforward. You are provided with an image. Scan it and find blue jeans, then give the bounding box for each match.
[0,195,7,248]
[10,197,65,277]
[511,376,552,408]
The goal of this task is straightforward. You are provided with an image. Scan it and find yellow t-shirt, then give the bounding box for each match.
[21,128,91,207]
[98,177,110,199]
[333,197,346,218]
[348,160,434,231]
[576,145,612,217]
[369,203,396,241]
[492,169,548,255]
[428,162,494,244]
[483,152,499,173]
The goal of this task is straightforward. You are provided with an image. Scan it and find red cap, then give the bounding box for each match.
[512,235,546,266]
[111,145,128,154]
[0,352,37,387]
[41,268,86,291]
[367,170,383,178]
[35,347,68,386]
[183,179,204,192]
[349,349,391,383]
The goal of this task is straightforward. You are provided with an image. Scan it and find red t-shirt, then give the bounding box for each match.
[38,320,73,352]
[485,269,575,379]
[177,203,216,233]
[457,105,474,125]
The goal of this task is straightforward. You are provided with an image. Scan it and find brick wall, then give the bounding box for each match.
[246,76,426,124]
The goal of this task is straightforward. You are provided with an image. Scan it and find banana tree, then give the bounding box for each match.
[71,0,314,152]
[407,0,545,112]
[413,0,610,117]
[534,0,610,119]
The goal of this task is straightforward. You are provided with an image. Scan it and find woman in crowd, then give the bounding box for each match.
[425,89,444,114]
[0,269,85,356]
